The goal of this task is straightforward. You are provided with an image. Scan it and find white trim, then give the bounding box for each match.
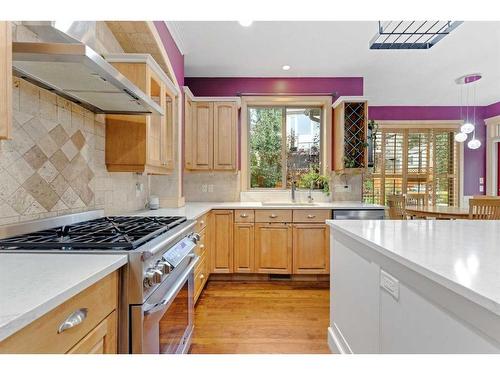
[485,114,500,125]
[485,116,500,196]
[332,96,367,109]
[104,53,180,97]
[182,86,241,107]
[164,21,186,55]
[459,141,465,206]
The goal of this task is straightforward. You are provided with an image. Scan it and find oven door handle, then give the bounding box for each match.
[144,255,199,316]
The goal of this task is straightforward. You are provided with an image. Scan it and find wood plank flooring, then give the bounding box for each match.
[189,280,330,354]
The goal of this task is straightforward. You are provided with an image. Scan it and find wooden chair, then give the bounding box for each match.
[468,198,500,220]
[387,194,407,220]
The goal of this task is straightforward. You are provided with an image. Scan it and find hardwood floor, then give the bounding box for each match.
[189,280,330,354]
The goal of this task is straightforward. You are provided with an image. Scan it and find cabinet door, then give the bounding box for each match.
[255,223,292,274]
[0,21,12,140]
[211,210,234,273]
[184,95,194,169]
[161,94,174,170]
[146,70,165,168]
[234,223,255,273]
[292,224,330,274]
[213,102,237,170]
[192,102,214,170]
[67,311,117,354]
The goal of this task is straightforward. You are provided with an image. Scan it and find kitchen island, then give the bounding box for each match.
[327,219,500,354]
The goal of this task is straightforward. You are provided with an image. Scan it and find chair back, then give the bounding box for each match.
[468,198,500,220]
[406,193,426,207]
[387,194,407,220]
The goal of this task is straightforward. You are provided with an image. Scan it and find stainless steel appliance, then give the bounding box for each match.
[0,210,199,354]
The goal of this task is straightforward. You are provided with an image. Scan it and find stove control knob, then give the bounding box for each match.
[143,268,163,288]
[189,232,201,244]
[156,261,172,275]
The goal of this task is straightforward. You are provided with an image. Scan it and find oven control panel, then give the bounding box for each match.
[142,234,198,289]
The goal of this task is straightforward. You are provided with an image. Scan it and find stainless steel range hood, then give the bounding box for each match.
[12,24,164,115]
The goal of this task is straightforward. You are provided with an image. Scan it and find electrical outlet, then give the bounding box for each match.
[208,184,214,193]
[135,182,144,197]
[334,184,351,193]
[201,184,208,193]
[479,185,484,192]
[380,270,399,301]
[479,177,484,184]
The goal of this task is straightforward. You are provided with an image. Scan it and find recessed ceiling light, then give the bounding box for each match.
[282,65,291,71]
[238,20,253,27]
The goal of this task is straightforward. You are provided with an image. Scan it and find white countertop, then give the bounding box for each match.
[327,220,500,315]
[0,253,127,342]
[136,201,385,220]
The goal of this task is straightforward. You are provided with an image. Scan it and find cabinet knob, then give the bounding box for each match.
[269,214,278,218]
[200,274,205,280]
[307,214,316,218]
[200,220,205,226]
[240,213,248,218]
[199,244,205,249]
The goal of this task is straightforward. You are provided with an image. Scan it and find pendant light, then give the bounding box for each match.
[455,73,482,149]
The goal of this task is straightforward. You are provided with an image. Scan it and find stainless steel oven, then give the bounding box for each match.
[131,243,198,354]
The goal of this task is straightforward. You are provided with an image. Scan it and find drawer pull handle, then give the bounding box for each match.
[240,214,248,218]
[58,308,88,334]
[307,214,316,218]
[269,214,278,218]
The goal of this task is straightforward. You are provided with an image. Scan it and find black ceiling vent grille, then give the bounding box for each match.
[369,21,463,50]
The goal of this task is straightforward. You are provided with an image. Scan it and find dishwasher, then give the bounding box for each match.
[332,209,385,220]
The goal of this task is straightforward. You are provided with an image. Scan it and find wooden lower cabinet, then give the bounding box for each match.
[292,224,330,274]
[254,223,292,274]
[0,271,119,354]
[67,310,117,354]
[233,223,255,273]
[211,210,234,273]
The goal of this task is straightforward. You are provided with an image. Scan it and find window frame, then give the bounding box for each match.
[241,96,332,191]
[363,121,464,207]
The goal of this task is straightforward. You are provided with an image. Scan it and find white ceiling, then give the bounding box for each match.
[168,21,500,106]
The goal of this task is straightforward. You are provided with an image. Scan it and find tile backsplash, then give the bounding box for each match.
[0,78,148,226]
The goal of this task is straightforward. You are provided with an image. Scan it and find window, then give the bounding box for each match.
[363,126,460,206]
[248,106,321,189]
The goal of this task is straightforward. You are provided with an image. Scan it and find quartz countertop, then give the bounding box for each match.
[0,253,127,342]
[327,219,500,315]
[135,201,385,220]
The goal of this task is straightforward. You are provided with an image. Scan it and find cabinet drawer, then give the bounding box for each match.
[196,213,208,232]
[293,209,332,223]
[235,209,255,223]
[194,257,208,302]
[194,229,207,258]
[0,271,118,354]
[255,209,292,223]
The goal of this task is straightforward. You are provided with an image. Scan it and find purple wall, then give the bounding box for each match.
[184,77,363,97]
[484,101,500,119]
[369,106,487,196]
[154,21,184,86]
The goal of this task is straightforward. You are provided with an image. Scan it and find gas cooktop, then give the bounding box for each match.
[0,216,187,251]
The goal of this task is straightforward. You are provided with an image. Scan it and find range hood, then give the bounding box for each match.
[12,24,164,115]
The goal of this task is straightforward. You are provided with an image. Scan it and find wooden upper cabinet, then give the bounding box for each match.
[211,210,234,273]
[0,21,12,140]
[292,224,329,274]
[192,101,214,170]
[184,91,238,171]
[105,56,177,175]
[333,99,368,172]
[255,223,292,274]
[213,102,237,170]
